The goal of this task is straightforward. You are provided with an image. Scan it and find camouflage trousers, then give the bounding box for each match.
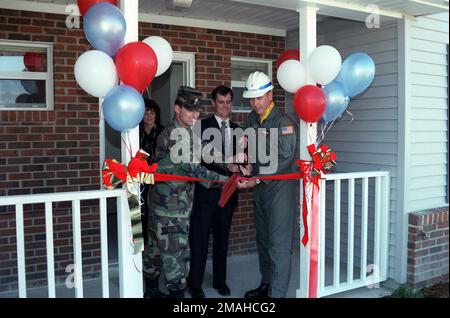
[142,213,190,291]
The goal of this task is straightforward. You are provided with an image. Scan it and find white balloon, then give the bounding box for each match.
[308,45,342,85]
[143,36,173,77]
[74,50,118,98]
[276,59,306,93]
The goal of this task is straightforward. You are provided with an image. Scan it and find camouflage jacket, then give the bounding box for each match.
[149,119,229,218]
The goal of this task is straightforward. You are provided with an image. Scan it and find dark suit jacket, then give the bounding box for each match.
[199,115,240,176]
[195,115,240,203]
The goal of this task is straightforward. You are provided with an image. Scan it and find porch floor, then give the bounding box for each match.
[0,247,397,298]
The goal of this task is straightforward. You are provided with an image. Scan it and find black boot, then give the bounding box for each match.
[168,288,185,299]
[144,278,168,298]
[244,283,270,298]
[188,286,205,298]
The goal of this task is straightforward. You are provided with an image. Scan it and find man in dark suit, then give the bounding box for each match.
[188,86,239,298]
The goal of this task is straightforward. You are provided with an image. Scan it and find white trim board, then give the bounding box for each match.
[138,12,286,37]
[232,0,406,19]
[173,51,196,88]
[232,0,448,19]
[396,17,412,284]
[0,0,286,37]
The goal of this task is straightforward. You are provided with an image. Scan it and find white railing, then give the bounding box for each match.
[0,189,143,298]
[298,171,390,298]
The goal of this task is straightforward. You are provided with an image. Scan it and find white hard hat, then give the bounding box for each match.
[242,71,274,98]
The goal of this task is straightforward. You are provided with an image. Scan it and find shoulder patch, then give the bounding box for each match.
[281,125,294,135]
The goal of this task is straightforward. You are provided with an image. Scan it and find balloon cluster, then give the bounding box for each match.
[276,47,375,125]
[73,0,173,132]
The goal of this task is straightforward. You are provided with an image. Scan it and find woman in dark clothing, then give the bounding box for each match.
[139,99,164,163]
[139,99,164,246]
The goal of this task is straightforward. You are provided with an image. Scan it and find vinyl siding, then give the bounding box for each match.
[408,12,449,212]
[318,19,399,280]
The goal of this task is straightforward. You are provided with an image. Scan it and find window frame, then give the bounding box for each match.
[0,40,54,111]
[230,56,273,113]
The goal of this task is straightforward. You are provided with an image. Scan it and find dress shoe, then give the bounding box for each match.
[188,286,205,298]
[213,283,231,296]
[244,283,269,298]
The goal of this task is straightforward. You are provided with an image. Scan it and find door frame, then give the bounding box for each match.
[173,51,196,88]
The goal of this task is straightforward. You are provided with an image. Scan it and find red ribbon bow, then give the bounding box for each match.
[297,144,336,246]
[102,150,158,189]
[297,144,336,298]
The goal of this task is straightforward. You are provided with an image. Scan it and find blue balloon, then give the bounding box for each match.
[83,3,126,57]
[103,85,145,132]
[337,52,375,98]
[322,80,350,123]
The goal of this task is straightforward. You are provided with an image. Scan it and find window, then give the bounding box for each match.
[0,40,53,110]
[231,57,272,113]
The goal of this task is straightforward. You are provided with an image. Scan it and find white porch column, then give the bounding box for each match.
[297,5,318,298]
[117,0,143,298]
[120,0,140,163]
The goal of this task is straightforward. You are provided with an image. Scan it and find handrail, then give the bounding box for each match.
[0,189,125,206]
[323,171,389,180]
[0,188,142,298]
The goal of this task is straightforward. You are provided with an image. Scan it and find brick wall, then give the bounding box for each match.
[407,206,449,289]
[0,9,100,198]
[138,22,285,256]
[0,9,286,292]
[0,8,102,292]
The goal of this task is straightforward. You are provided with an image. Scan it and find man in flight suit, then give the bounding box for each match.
[241,72,298,298]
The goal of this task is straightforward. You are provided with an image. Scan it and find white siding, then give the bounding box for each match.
[316,19,399,280]
[408,12,449,212]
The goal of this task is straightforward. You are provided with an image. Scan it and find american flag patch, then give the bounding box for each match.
[281,125,294,135]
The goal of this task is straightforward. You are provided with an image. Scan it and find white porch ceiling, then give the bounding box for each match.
[2,0,449,34]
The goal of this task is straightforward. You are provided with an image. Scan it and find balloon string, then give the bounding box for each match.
[121,133,132,160]
[99,102,104,121]
[346,110,354,124]
[127,131,133,159]
[324,120,335,141]
[317,122,326,146]
[307,124,318,148]
[316,119,336,145]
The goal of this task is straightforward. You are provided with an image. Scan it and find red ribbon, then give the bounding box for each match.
[102,150,228,189]
[298,144,336,298]
[103,145,335,298]
[218,171,304,207]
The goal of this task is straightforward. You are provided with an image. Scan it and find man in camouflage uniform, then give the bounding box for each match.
[142,86,238,298]
[241,72,298,298]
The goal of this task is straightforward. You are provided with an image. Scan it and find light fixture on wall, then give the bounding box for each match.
[165,0,193,11]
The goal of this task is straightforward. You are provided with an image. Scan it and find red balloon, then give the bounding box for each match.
[115,42,158,93]
[276,49,300,70]
[77,0,117,16]
[293,85,326,123]
[23,52,46,72]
